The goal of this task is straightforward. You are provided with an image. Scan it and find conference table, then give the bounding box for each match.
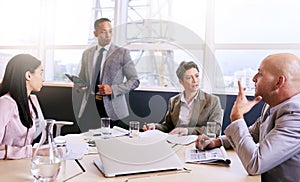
[0,132,261,182]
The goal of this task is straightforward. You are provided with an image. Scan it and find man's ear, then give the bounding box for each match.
[275,75,285,89]
[25,71,31,81]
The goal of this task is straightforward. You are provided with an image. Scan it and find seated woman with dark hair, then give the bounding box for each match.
[0,54,44,159]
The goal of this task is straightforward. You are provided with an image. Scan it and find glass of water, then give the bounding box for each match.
[206,122,217,139]
[100,117,112,137]
[129,121,140,138]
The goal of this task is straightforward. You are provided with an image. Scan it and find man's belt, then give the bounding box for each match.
[95,94,103,100]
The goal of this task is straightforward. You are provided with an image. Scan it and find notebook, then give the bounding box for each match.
[94,137,183,177]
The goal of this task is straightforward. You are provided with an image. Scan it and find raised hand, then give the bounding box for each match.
[230,81,262,121]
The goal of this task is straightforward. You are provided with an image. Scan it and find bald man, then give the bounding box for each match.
[196,53,300,182]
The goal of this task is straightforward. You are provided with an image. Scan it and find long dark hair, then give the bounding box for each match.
[0,54,41,128]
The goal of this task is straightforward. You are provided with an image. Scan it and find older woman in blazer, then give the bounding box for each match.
[150,61,223,136]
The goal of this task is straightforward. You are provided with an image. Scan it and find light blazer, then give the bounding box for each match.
[155,90,223,135]
[0,94,36,159]
[78,43,139,120]
[223,93,300,182]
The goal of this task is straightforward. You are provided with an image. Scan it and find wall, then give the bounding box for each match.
[35,86,264,135]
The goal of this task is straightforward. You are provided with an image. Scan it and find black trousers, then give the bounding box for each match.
[95,97,120,128]
[78,95,120,132]
[95,98,108,118]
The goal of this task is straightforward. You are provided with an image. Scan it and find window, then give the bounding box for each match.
[1,0,300,94]
[214,0,300,93]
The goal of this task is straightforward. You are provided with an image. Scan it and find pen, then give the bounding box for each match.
[93,133,102,136]
[199,138,206,150]
[75,159,86,172]
[63,171,83,182]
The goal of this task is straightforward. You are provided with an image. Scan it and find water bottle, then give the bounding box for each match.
[55,138,67,178]
[31,119,62,181]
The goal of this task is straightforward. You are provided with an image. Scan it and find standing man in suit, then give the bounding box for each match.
[77,18,140,132]
[196,53,300,182]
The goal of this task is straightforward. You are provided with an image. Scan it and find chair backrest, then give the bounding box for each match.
[30,94,74,138]
[30,94,45,139]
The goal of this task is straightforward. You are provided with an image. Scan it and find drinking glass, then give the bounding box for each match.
[101,117,112,136]
[129,121,140,138]
[206,122,217,139]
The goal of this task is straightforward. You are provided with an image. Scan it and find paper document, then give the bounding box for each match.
[65,142,89,160]
[111,126,129,136]
[185,146,231,166]
[166,134,198,145]
[55,134,92,157]
[89,126,129,137]
[55,133,85,143]
[139,129,168,138]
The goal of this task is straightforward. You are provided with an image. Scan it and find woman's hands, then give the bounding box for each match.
[169,127,188,136]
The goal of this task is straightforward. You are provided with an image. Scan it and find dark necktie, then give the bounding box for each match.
[94,48,105,93]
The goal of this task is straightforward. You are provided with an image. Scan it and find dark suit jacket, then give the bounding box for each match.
[78,43,139,120]
[155,90,223,135]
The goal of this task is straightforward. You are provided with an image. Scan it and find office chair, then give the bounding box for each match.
[30,94,73,138]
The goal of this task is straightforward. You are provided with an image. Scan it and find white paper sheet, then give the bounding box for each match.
[166,134,198,145]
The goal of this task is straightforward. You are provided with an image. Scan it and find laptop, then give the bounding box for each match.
[94,136,183,177]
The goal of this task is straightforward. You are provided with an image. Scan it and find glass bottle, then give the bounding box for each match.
[31,119,62,181]
[54,138,67,178]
